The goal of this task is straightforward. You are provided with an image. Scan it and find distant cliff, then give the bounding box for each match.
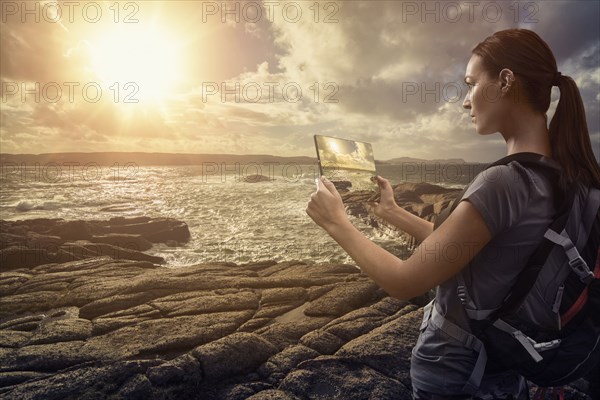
[0,152,317,167]
[0,152,480,167]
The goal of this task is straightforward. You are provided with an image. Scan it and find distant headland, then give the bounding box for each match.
[0,152,472,167]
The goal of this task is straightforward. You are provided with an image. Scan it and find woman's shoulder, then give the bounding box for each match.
[460,160,556,237]
[470,158,557,198]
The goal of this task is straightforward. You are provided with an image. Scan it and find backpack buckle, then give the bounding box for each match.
[533,339,561,352]
[457,286,468,305]
[568,257,594,284]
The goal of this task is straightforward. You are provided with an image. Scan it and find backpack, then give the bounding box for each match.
[433,152,600,387]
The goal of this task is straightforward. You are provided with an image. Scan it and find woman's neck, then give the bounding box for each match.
[500,109,552,158]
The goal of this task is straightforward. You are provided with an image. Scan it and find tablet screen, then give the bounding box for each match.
[314,135,377,191]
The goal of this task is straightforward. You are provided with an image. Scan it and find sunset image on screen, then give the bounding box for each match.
[315,135,376,172]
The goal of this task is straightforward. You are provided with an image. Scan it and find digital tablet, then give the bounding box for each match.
[314,134,377,191]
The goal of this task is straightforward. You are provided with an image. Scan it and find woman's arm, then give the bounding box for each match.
[370,176,434,243]
[307,177,491,300]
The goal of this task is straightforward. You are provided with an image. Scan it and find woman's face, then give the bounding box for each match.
[462,55,506,135]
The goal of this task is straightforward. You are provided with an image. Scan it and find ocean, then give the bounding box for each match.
[0,161,484,267]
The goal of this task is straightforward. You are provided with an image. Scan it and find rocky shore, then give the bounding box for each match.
[0,184,596,399]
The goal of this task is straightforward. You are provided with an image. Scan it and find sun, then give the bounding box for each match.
[90,24,183,102]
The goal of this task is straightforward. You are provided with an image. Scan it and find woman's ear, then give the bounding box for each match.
[499,68,515,95]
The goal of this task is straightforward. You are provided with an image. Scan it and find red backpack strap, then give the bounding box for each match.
[561,247,600,326]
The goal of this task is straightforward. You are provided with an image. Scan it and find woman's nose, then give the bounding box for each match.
[462,95,471,109]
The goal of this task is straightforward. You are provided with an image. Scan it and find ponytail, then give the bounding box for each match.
[473,29,600,190]
[549,75,600,190]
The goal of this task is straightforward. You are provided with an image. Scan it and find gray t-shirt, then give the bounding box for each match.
[410,158,560,394]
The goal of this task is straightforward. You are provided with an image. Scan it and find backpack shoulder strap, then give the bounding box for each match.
[489,184,600,325]
[447,153,566,320]
[488,187,577,320]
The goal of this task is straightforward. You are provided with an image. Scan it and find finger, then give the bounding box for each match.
[320,176,340,197]
[305,202,313,216]
[316,176,326,192]
[375,176,391,189]
[307,196,317,217]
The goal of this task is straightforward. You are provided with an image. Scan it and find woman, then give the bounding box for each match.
[306,29,600,399]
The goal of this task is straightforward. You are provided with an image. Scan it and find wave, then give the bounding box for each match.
[14,200,63,212]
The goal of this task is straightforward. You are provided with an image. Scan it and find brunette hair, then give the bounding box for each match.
[472,28,600,190]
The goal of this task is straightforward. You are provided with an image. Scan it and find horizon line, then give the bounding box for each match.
[0,151,482,163]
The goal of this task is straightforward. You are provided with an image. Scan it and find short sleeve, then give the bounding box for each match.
[458,163,530,237]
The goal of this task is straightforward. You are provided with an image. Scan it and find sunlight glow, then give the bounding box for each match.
[90,25,183,101]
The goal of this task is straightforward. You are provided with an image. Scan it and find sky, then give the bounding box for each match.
[316,135,376,171]
[0,0,598,162]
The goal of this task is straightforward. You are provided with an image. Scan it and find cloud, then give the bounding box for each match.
[0,1,598,162]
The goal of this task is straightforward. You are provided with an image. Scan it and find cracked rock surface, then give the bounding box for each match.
[1,197,597,399]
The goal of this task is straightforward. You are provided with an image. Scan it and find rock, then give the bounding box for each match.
[79,292,162,320]
[90,234,153,251]
[0,217,190,272]
[216,381,274,400]
[49,220,92,241]
[25,233,64,249]
[238,318,272,332]
[332,180,352,191]
[1,341,91,372]
[28,318,93,345]
[191,333,279,381]
[146,353,201,386]
[256,317,334,351]
[0,291,62,319]
[246,389,299,400]
[0,360,159,399]
[104,218,191,243]
[278,358,412,400]
[0,314,46,330]
[255,304,300,319]
[0,273,31,297]
[412,202,434,218]
[243,174,271,183]
[0,371,51,388]
[0,232,27,250]
[258,344,320,380]
[115,373,156,399]
[299,330,345,355]
[0,214,593,399]
[83,311,254,360]
[60,241,164,264]
[108,216,152,226]
[0,246,57,271]
[0,330,33,348]
[319,307,389,342]
[334,306,422,380]
[142,222,191,243]
[261,288,307,305]
[304,281,380,317]
[150,290,260,317]
[115,373,157,400]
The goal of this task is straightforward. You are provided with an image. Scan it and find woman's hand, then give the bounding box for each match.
[370,176,399,220]
[306,176,351,233]
[368,176,434,242]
